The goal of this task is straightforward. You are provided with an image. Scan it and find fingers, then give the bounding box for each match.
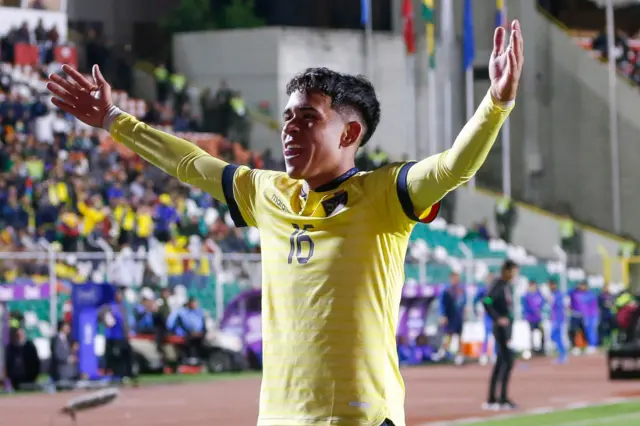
[61,64,96,91]
[49,73,82,95]
[46,81,77,105]
[51,97,78,115]
[510,20,524,73]
[93,65,108,86]
[493,27,506,57]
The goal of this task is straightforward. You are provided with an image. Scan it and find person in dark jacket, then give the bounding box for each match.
[5,327,40,391]
[483,260,519,411]
[49,321,78,387]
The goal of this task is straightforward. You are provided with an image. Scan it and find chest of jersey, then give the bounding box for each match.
[255,180,403,292]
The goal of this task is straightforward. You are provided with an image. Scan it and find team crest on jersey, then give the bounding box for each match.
[322,190,348,217]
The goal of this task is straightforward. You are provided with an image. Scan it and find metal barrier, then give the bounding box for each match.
[0,243,567,339]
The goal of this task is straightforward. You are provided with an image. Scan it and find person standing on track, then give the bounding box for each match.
[439,272,467,366]
[483,260,519,411]
[548,279,568,364]
[473,274,494,365]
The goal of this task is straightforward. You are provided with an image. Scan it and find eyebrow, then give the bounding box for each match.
[283,105,319,115]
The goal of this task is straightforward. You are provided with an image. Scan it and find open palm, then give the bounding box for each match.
[489,20,524,103]
[46,64,113,128]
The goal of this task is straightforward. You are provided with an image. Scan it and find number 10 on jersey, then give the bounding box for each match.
[288,224,315,264]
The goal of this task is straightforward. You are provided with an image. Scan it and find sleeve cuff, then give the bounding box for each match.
[221,164,248,228]
[488,90,516,110]
[102,105,124,131]
[396,162,440,223]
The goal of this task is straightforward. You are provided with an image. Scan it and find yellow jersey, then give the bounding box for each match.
[226,163,438,425]
[107,89,512,426]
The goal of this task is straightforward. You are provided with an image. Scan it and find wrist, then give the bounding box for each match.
[489,87,515,109]
[102,104,124,131]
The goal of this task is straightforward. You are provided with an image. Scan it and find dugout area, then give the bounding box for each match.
[3,354,639,426]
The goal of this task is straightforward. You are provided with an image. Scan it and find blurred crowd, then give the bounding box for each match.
[590,29,640,86]
[0,20,63,65]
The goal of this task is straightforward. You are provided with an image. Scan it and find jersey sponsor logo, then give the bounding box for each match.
[270,192,290,213]
[321,190,348,217]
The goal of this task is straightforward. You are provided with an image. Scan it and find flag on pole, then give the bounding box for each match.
[422,0,435,68]
[361,0,370,25]
[463,0,475,71]
[402,0,416,55]
[496,0,506,27]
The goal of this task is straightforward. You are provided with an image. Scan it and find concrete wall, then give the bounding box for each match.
[173,27,447,158]
[66,0,178,44]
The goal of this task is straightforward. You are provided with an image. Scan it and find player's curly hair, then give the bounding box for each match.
[285,67,381,146]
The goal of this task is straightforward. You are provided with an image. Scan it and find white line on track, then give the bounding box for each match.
[417,398,638,426]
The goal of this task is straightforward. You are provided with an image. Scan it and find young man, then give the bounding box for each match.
[483,260,519,411]
[46,21,524,426]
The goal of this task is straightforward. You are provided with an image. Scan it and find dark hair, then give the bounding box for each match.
[285,67,381,146]
[502,259,518,272]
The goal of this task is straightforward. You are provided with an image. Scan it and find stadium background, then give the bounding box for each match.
[1,0,640,424]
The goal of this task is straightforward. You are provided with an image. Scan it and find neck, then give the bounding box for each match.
[305,163,356,191]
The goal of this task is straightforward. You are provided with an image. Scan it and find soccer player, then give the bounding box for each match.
[46,20,524,426]
[569,281,599,355]
[438,272,467,365]
[521,280,546,356]
[473,274,495,365]
[548,279,568,364]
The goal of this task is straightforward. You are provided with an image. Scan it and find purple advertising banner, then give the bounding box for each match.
[0,282,50,302]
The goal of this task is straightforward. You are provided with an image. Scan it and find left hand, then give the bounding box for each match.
[489,19,524,103]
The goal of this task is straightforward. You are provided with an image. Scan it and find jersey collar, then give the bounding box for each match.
[308,167,360,194]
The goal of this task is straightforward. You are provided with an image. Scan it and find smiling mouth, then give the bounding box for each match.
[284,145,303,159]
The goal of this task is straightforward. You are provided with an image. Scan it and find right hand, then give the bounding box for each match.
[497,317,510,327]
[439,317,448,326]
[46,64,113,128]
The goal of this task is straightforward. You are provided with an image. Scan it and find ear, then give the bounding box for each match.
[340,121,363,148]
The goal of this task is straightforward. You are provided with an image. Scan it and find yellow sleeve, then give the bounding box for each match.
[365,91,512,230]
[406,90,513,215]
[109,113,271,227]
[109,113,228,201]
[225,165,274,228]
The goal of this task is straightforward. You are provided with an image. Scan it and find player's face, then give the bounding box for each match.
[281,91,347,183]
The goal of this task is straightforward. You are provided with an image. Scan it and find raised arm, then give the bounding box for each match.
[407,20,524,216]
[107,112,227,200]
[46,64,228,202]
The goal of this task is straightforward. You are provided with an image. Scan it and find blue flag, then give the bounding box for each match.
[463,0,475,70]
[361,0,370,25]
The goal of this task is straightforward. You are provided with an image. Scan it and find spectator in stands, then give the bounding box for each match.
[560,213,582,267]
[4,327,40,391]
[494,195,517,243]
[49,321,78,386]
[592,28,630,65]
[167,297,206,365]
[170,71,188,111]
[154,64,170,104]
[154,193,180,243]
